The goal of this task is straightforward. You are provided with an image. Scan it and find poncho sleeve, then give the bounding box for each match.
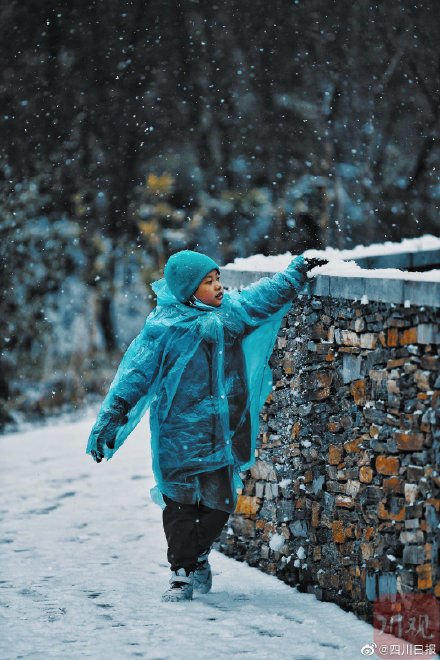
[222,256,309,473]
[86,321,163,461]
[232,256,308,327]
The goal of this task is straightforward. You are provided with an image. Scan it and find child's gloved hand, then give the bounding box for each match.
[303,257,330,272]
[90,396,130,463]
[284,255,309,289]
[91,447,104,463]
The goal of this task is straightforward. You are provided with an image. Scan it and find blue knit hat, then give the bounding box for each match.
[164,250,220,302]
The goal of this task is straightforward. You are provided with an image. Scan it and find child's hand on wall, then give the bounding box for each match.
[303,257,330,272]
[285,255,309,289]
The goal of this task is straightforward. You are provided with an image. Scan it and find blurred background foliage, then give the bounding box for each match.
[1,0,439,426]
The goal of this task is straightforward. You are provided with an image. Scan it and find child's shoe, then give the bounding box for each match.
[161,568,194,602]
[193,549,212,594]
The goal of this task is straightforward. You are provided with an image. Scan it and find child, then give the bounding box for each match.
[86,249,314,602]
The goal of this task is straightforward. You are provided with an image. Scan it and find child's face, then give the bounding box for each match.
[195,269,224,307]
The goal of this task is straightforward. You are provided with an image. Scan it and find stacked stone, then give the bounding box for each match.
[217,293,440,624]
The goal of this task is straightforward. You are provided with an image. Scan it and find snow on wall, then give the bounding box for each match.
[223,234,440,283]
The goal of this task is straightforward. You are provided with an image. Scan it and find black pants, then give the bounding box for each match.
[162,494,230,572]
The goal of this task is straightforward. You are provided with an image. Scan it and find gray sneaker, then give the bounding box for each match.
[161,568,194,602]
[193,549,212,594]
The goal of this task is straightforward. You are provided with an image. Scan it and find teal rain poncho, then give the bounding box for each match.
[86,261,307,512]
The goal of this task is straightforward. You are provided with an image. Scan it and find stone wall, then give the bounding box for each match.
[217,269,440,629]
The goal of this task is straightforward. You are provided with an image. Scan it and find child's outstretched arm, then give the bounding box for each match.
[234,255,311,326]
[87,326,162,463]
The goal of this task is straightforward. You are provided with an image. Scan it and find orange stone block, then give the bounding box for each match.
[376,455,400,475]
[365,526,374,541]
[424,544,433,561]
[394,431,424,451]
[377,501,405,521]
[332,520,345,543]
[350,379,367,406]
[400,327,418,345]
[359,466,373,483]
[386,357,407,368]
[291,422,300,440]
[383,476,402,493]
[328,420,341,432]
[344,437,362,453]
[326,348,336,361]
[416,563,432,590]
[235,495,260,517]
[379,331,387,347]
[434,583,440,598]
[311,501,320,527]
[329,444,344,465]
[387,328,399,346]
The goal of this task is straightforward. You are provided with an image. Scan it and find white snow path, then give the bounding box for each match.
[0,415,429,660]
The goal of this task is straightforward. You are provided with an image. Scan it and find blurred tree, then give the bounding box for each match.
[1,0,439,253]
[0,173,82,380]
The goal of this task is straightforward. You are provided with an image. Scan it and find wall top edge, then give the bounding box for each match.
[220,270,440,308]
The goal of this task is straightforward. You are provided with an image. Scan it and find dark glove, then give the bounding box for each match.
[284,255,309,289]
[90,396,130,462]
[303,257,329,272]
[91,448,104,463]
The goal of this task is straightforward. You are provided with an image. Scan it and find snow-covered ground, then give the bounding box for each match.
[1,415,436,659]
[223,234,440,282]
